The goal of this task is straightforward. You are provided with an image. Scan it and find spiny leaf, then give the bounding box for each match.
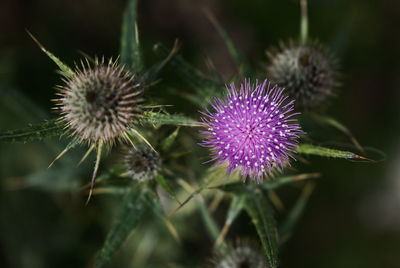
[153,43,222,106]
[296,143,369,160]
[245,192,279,268]
[120,0,143,72]
[139,111,201,127]
[161,127,180,151]
[0,119,63,143]
[27,31,74,78]
[94,187,151,268]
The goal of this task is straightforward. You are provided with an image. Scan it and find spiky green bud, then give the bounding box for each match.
[124,145,161,182]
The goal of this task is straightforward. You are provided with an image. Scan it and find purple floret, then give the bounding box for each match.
[200,79,302,182]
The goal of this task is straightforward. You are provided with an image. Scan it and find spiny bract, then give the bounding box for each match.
[56,58,143,145]
[124,145,161,182]
[200,79,302,182]
[267,43,337,110]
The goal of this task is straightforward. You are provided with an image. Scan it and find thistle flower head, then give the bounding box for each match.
[200,79,302,182]
[51,57,148,203]
[56,58,143,145]
[124,145,161,182]
[213,242,267,268]
[267,42,337,110]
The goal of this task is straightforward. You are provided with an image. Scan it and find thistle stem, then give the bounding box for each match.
[300,0,308,45]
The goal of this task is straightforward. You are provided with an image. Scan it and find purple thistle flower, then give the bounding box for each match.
[200,79,303,182]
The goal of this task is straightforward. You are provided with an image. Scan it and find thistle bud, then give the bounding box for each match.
[124,145,161,182]
[212,240,267,268]
[267,42,338,110]
[56,58,143,145]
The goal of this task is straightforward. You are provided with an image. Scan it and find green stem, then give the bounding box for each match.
[300,0,308,44]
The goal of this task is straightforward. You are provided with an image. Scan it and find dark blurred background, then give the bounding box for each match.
[1,0,400,267]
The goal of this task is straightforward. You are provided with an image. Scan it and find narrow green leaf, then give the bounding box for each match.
[175,176,221,243]
[296,143,367,160]
[120,0,143,72]
[141,42,179,85]
[279,183,315,243]
[92,186,131,196]
[226,195,247,226]
[0,119,63,143]
[155,174,180,204]
[145,190,181,244]
[212,173,319,193]
[245,192,279,268]
[97,164,127,182]
[261,173,320,190]
[161,127,180,151]
[169,167,230,217]
[312,114,363,152]
[153,43,222,105]
[197,198,220,243]
[205,57,224,84]
[139,111,201,127]
[215,194,247,248]
[204,10,251,76]
[94,187,151,268]
[27,31,74,78]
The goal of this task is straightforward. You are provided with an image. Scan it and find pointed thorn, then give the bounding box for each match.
[135,23,140,45]
[350,136,365,153]
[130,128,156,152]
[214,223,230,249]
[355,154,376,162]
[26,29,44,49]
[85,141,103,205]
[78,144,95,166]
[85,187,93,207]
[77,50,95,64]
[48,146,71,168]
